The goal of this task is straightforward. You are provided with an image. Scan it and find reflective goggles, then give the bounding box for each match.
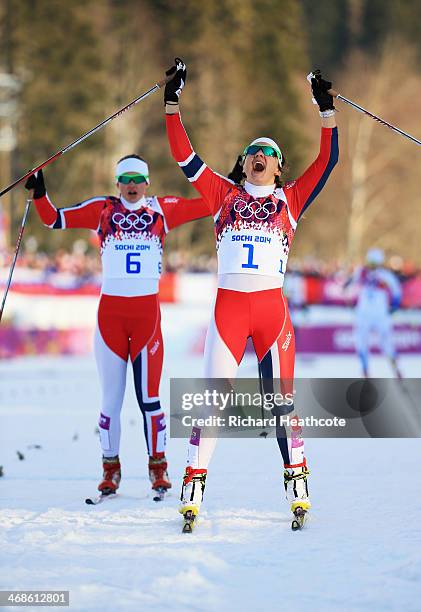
[243,144,283,163]
[116,173,149,184]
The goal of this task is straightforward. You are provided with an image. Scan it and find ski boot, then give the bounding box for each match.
[148,455,172,502]
[98,455,121,496]
[284,460,311,531]
[179,466,207,533]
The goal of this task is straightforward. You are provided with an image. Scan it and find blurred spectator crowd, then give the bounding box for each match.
[0,239,420,307]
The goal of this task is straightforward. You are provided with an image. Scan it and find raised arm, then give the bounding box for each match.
[164,59,232,216]
[25,170,106,230]
[158,195,210,232]
[286,71,339,223]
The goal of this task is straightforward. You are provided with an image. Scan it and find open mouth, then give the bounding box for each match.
[253,160,265,173]
[128,190,138,196]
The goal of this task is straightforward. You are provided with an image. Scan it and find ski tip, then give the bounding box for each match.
[291,519,302,531]
[291,507,308,531]
[181,510,196,533]
[85,491,117,505]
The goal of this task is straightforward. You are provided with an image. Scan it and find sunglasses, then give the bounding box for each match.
[243,144,283,163]
[116,174,148,184]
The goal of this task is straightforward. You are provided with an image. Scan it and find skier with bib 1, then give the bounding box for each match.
[164,59,339,530]
[25,155,209,502]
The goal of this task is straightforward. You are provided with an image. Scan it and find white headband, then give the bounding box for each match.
[249,137,281,151]
[366,248,384,265]
[116,158,149,183]
[248,137,283,167]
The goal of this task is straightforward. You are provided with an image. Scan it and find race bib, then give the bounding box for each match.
[102,236,162,280]
[217,228,289,281]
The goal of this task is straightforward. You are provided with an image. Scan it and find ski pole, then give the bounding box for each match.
[329,90,421,146]
[0,74,173,199]
[307,72,421,146]
[0,197,32,323]
[0,72,174,322]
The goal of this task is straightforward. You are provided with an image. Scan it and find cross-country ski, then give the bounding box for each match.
[85,492,117,506]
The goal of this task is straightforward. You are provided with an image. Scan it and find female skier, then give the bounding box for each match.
[164,59,339,530]
[25,156,209,500]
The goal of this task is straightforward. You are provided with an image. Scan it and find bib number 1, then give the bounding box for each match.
[241,244,259,270]
[240,243,287,275]
[126,252,141,274]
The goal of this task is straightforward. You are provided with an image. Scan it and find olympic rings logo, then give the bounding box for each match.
[233,198,277,221]
[112,211,154,231]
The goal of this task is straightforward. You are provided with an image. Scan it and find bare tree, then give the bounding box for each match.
[344,42,421,263]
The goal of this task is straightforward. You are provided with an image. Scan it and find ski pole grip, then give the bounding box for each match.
[327,88,339,98]
[157,73,176,89]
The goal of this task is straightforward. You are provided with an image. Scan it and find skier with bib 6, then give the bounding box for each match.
[25,155,209,501]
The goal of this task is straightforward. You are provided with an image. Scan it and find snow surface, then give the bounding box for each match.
[1,302,421,611]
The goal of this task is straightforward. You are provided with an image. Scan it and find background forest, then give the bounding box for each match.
[0,0,420,265]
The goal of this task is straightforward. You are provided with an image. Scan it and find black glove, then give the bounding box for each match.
[24,169,46,198]
[164,57,186,105]
[311,69,334,112]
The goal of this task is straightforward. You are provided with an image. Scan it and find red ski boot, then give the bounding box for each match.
[148,455,171,501]
[98,456,121,495]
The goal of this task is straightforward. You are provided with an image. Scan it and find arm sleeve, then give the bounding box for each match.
[33,194,107,230]
[158,196,211,232]
[384,270,402,301]
[165,112,232,216]
[286,127,339,223]
[344,267,360,289]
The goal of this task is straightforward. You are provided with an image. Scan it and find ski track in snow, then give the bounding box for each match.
[1,303,421,611]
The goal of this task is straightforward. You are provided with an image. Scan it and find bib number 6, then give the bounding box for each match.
[126,252,141,274]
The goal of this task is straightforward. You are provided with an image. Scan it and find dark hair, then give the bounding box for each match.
[117,154,147,164]
[228,153,288,187]
[227,156,245,184]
